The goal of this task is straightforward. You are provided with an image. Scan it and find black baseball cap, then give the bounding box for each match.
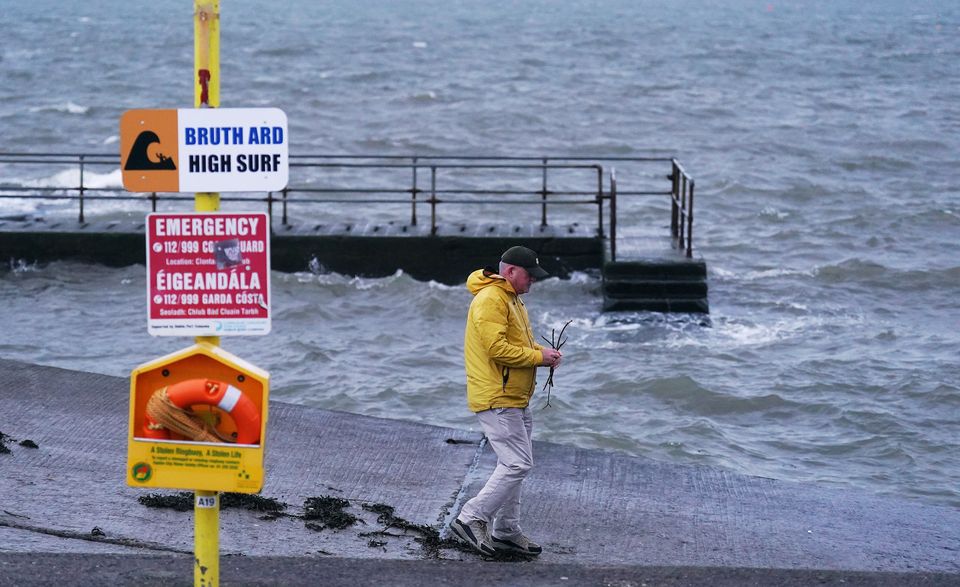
[501,246,549,279]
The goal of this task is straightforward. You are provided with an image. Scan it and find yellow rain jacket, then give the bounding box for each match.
[463,268,544,413]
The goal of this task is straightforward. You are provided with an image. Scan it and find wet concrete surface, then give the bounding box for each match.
[2,358,959,585]
[2,554,960,587]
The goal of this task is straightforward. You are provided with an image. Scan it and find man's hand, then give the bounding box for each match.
[540,348,562,369]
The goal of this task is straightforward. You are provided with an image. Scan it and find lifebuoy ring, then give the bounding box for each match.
[142,378,261,444]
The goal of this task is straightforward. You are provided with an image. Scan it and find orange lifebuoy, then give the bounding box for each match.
[143,378,261,444]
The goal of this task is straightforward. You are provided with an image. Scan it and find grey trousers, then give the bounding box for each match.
[458,406,534,538]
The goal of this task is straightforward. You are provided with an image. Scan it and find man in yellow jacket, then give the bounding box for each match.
[449,246,563,557]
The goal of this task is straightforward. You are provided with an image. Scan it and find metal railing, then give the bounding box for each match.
[670,159,696,258]
[279,155,605,236]
[0,152,696,260]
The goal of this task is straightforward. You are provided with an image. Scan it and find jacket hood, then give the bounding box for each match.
[466,268,517,296]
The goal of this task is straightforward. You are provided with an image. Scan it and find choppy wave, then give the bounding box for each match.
[16,168,123,190]
[27,101,89,115]
[711,266,815,281]
[814,258,960,291]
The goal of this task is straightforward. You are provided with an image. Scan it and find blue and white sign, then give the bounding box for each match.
[177,107,288,192]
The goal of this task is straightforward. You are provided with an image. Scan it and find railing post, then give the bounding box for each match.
[266,191,273,225]
[687,180,695,258]
[679,174,687,250]
[430,166,437,235]
[670,160,679,239]
[78,154,85,223]
[411,157,418,226]
[540,158,548,228]
[150,192,158,213]
[595,165,604,238]
[281,187,289,226]
[610,168,617,262]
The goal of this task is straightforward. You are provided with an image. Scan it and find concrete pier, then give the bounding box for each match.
[0,217,602,284]
[0,216,710,311]
[2,359,958,585]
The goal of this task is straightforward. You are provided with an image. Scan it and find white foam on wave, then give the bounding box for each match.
[20,168,123,190]
[0,167,125,216]
[412,41,428,49]
[591,317,645,332]
[350,269,407,290]
[759,206,789,220]
[746,267,814,280]
[426,279,460,291]
[579,307,866,352]
[0,199,39,215]
[566,271,600,285]
[28,102,89,115]
[410,90,437,101]
[666,311,865,351]
[706,319,802,348]
[7,259,39,273]
[3,48,42,60]
[293,266,394,288]
[709,266,737,280]
[290,266,347,285]
[712,265,815,281]
[298,262,408,288]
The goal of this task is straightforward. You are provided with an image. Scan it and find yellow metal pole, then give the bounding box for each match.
[194,0,221,215]
[194,491,220,587]
[194,2,221,586]
[194,1,221,348]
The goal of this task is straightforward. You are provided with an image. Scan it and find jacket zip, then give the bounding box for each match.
[511,296,537,394]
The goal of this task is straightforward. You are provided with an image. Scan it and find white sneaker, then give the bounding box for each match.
[449,517,496,556]
[491,533,543,555]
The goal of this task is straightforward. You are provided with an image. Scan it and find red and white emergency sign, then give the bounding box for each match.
[146,212,271,336]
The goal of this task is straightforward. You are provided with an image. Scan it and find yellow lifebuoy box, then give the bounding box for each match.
[127,342,269,493]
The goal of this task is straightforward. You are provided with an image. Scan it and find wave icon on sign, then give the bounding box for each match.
[124,131,176,171]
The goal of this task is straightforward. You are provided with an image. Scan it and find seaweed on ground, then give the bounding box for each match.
[444,438,477,445]
[302,496,358,531]
[0,431,39,453]
[138,492,193,511]
[359,502,477,558]
[361,502,438,537]
[133,491,532,561]
[138,492,289,518]
[361,502,398,525]
[220,493,288,519]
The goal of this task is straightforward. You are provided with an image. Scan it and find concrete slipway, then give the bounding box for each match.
[1,359,959,586]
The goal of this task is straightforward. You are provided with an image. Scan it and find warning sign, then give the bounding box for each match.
[120,108,288,193]
[147,212,271,336]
